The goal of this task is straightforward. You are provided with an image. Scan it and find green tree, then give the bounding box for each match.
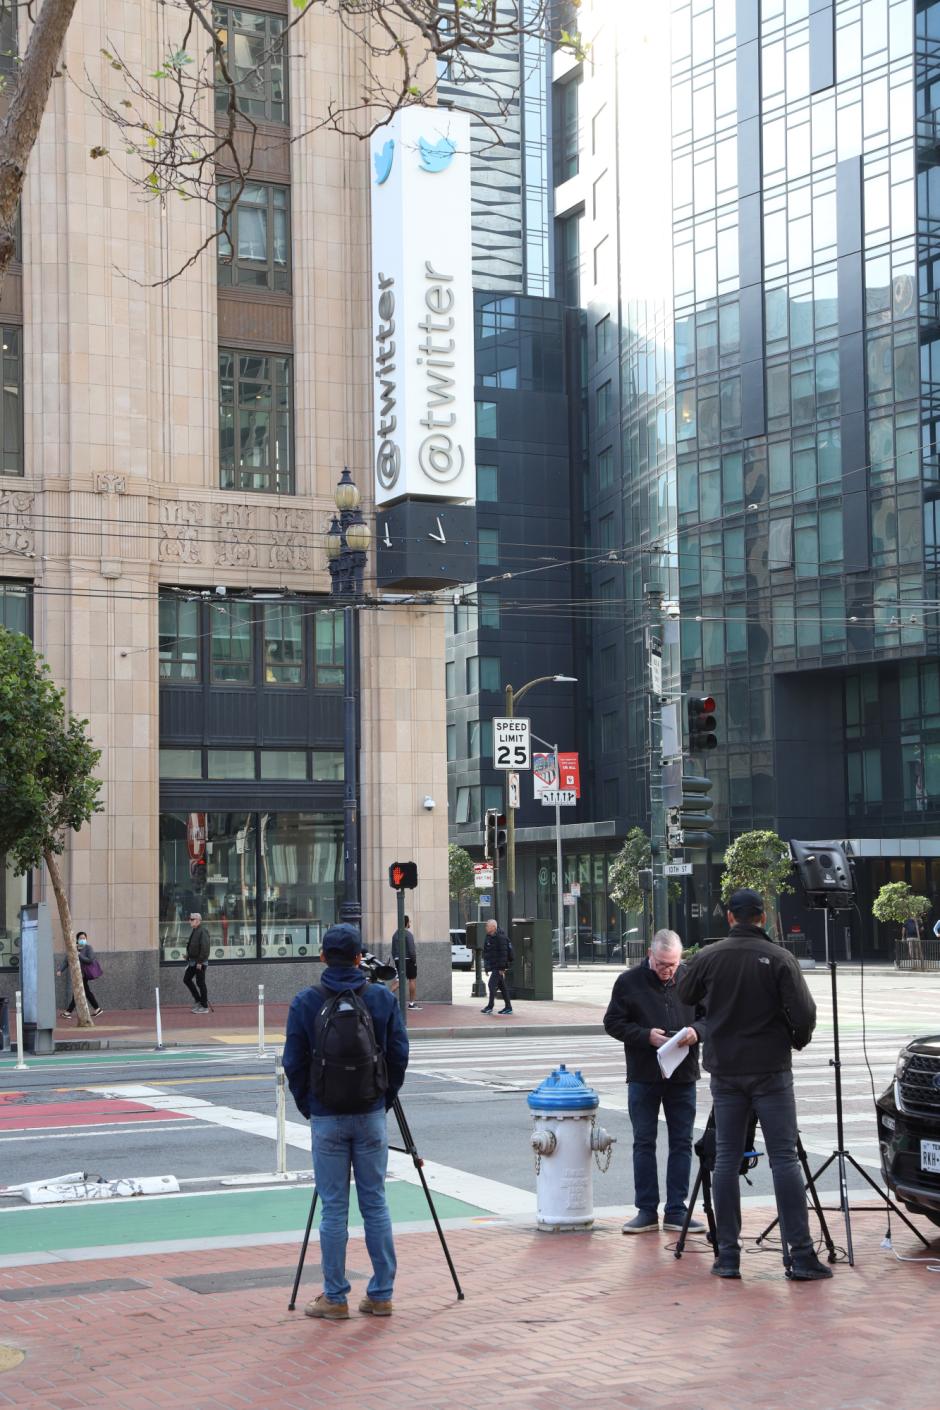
[720,829,794,941]
[609,827,653,915]
[448,844,475,922]
[872,882,930,964]
[0,628,103,1026]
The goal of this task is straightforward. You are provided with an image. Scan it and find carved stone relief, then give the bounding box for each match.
[158,499,203,564]
[95,473,127,495]
[0,491,35,557]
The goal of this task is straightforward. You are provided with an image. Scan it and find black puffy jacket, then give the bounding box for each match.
[482,926,510,972]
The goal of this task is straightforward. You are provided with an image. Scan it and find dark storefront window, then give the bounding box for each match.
[159,810,341,961]
[159,597,200,681]
[315,609,344,687]
[211,600,253,683]
[263,602,303,683]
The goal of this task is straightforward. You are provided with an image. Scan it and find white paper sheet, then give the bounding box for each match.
[656,1027,692,1079]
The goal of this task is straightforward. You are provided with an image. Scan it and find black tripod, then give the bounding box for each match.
[675,1109,836,1264]
[288,1097,465,1310]
[757,955,929,1265]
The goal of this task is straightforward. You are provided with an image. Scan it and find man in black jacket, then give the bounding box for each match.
[677,888,832,1282]
[481,919,513,1015]
[604,930,705,1234]
[184,912,211,1013]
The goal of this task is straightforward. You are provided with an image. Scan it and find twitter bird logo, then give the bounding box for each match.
[373,139,395,185]
[417,135,456,174]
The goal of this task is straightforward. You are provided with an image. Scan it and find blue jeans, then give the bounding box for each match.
[627,1080,697,1221]
[310,1109,397,1304]
[710,1070,812,1265]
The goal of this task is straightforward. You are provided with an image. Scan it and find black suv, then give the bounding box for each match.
[876,1034,940,1228]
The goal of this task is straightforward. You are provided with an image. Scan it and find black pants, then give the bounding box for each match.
[67,978,98,1013]
[486,969,512,1009]
[183,964,209,1008]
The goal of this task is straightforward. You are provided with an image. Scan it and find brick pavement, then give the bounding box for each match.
[0,1209,936,1410]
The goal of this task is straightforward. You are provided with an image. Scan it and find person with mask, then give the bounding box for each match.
[58,932,104,1018]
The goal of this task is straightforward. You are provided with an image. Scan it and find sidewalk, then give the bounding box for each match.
[0,1209,936,1410]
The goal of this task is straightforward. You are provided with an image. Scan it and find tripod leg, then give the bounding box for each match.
[700,1167,717,1253]
[836,1151,855,1267]
[674,1164,705,1259]
[393,1099,465,1301]
[843,1152,931,1249]
[288,1186,319,1311]
[797,1138,836,1263]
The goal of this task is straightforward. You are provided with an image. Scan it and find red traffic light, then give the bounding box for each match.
[687,694,718,752]
[700,695,716,714]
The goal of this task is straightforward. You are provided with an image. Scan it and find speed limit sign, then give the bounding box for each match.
[493,717,531,770]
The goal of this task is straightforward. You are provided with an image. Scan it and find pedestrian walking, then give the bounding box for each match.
[282,923,409,1320]
[390,914,420,1009]
[480,918,513,1015]
[677,888,832,1282]
[183,912,211,1012]
[58,932,104,1018]
[603,929,706,1235]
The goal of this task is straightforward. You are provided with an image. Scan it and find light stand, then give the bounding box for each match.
[326,468,371,927]
[756,900,930,1263]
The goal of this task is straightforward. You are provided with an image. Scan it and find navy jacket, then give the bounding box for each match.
[483,926,510,972]
[282,965,409,1119]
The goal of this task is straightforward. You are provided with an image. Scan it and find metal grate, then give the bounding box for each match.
[898,1053,940,1118]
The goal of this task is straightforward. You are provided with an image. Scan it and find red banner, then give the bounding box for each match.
[557,752,581,798]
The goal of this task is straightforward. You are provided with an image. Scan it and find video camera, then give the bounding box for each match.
[696,1111,760,1179]
[359,950,398,985]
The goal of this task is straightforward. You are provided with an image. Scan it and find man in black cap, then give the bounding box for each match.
[282,923,409,1321]
[677,888,831,1282]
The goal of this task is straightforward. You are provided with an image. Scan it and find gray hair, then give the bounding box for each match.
[651,929,682,955]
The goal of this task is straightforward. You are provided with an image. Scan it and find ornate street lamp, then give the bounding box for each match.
[325,468,372,926]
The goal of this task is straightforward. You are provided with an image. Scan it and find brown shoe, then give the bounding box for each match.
[358,1296,393,1317]
[304,1294,349,1320]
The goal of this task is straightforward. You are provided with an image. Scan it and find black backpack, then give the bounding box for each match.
[310,987,388,1113]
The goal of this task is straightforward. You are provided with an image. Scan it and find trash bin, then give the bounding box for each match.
[510,919,553,1001]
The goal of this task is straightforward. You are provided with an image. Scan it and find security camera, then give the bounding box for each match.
[422,796,436,811]
[662,600,680,620]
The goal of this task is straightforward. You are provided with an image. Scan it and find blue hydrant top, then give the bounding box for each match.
[527,1064,600,1113]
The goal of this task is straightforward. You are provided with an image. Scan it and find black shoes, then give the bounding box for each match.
[710,1259,742,1280]
[787,1253,834,1281]
[480,1006,494,1014]
[498,1007,513,1015]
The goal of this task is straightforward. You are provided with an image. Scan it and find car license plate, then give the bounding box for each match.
[921,1140,940,1174]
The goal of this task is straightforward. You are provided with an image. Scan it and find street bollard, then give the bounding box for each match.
[154,986,164,1052]
[257,984,266,1057]
[14,990,28,1071]
[528,1065,614,1231]
[275,1060,287,1176]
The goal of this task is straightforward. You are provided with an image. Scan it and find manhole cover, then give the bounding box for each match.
[0,1346,24,1373]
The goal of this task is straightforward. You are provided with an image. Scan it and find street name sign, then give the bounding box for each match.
[663,862,693,877]
[474,862,494,889]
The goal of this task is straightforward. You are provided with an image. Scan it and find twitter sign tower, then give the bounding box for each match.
[370,108,476,593]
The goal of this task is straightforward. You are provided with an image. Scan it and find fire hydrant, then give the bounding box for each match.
[528,1064,615,1231]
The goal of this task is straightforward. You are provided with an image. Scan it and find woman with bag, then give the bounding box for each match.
[58,932,104,1017]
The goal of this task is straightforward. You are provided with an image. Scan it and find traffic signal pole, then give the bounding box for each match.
[504,684,516,928]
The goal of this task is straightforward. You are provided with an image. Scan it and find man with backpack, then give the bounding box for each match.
[480,918,513,1015]
[282,923,409,1322]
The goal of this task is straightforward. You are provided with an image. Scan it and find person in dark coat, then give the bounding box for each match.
[58,932,104,1017]
[184,912,211,1012]
[604,929,705,1234]
[481,918,513,1015]
[677,888,831,1282]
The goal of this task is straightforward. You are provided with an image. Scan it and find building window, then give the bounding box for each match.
[447,724,457,761]
[445,659,456,697]
[466,656,479,694]
[480,656,501,691]
[483,785,503,812]
[159,748,202,779]
[553,78,580,183]
[208,748,255,779]
[556,211,581,306]
[600,710,619,752]
[218,180,290,291]
[599,513,616,550]
[477,464,499,501]
[213,5,287,123]
[312,750,343,781]
[476,401,497,438]
[219,349,293,495]
[597,447,614,490]
[596,380,612,424]
[211,601,253,683]
[467,719,492,759]
[1,327,22,476]
[263,602,303,684]
[259,750,307,780]
[0,581,29,635]
[454,598,478,633]
[159,596,200,681]
[479,593,501,629]
[595,315,613,360]
[600,645,617,685]
[479,527,500,566]
[455,787,472,824]
[315,610,344,687]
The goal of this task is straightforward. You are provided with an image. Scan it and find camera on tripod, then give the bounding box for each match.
[359,950,398,985]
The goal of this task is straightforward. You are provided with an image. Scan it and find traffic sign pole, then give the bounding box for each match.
[395,888,407,1025]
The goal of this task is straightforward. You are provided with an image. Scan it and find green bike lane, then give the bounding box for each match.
[0,1180,492,1261]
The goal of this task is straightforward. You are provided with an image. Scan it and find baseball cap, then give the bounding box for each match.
[321,923,364,961]
[727,888,764,917]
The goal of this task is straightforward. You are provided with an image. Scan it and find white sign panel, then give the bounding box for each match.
[540,790,577,807]
[508,771,520,809]
[533,751,558,798]
[493,717,531,771]
[370,107,475,506]
[663,862,693,877]
[474,862,494,889]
